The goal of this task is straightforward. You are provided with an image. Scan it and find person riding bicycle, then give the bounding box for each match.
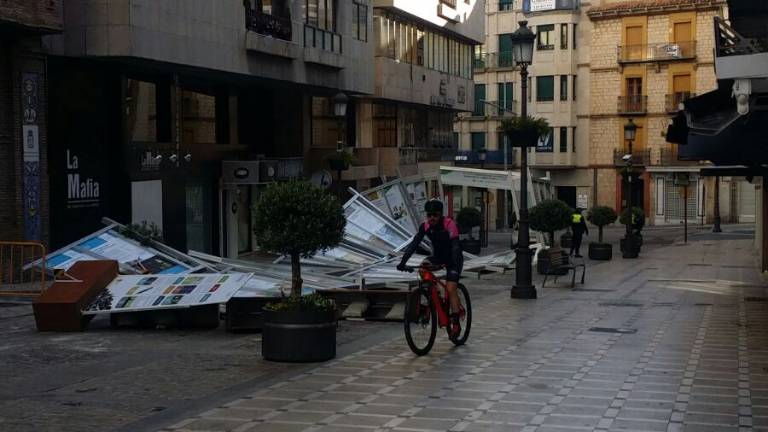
[397,199,464,336]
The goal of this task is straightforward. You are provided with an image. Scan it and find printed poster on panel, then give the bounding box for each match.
[383,184,415,231]
[83,273,252,315]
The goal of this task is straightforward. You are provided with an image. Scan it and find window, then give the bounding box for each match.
[471,132,486,152]
[528,77,532,102]
[473,84,486,116]
[305,0,335,32]
[499,0,514,11]
[560,127,568,152]
[181,90,217,144]
[353,3,368,42]
[573,24,577,49]
[536,76,554,102]
[572,75,577,101]
[373,103,396,148]
[560,24,568,49]
[126,80,157,143]
[537,24,555,50]
[498,34,514,67]
[572,127,576,152]
[498,82,513,115]
[560,75,568,101]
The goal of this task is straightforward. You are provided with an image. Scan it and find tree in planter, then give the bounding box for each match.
[586,206,618,260]
[498,116,551,148]
[528,199,572,247]
[529,199,573,275]
[619,206,646,254]
[456,207,482,254]
[325,150,356,172]
[253,181,346,362]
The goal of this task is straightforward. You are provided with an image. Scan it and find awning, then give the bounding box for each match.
[699,165,768,177]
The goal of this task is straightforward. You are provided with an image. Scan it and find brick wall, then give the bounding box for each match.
[0,0,63,32]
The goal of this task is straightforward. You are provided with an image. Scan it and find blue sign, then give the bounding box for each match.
[536,132,554,153]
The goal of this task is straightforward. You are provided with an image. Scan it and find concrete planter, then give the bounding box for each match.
[262,309,337,362]
[588,242,612,261]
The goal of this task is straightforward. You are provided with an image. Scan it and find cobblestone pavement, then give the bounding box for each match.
[155,231,768,432]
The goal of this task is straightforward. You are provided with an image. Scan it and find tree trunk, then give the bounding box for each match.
[290,253,302,299]
[598,226,604,244]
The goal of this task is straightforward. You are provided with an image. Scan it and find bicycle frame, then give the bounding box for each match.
[418,268,450,328]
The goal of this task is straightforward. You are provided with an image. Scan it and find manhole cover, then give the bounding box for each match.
[598,302,643,307]
[589,327,637,334]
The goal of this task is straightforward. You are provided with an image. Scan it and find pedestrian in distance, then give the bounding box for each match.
[570,207,588,258]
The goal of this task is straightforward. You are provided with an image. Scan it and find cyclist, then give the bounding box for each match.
[397,199,464,336]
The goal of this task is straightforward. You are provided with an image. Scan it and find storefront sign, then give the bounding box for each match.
[66,149,101,208]
[524,0,577,12]
[529,0,555,11]
[536,131,553,152]
[21,72,41,240]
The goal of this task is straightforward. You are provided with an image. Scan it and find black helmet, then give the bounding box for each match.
[424,199,444,215]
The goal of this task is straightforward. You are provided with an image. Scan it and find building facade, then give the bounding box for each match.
[0,1,63,245]
[587,0,728,225]
[455,0,588,226]
[41,0,374,256]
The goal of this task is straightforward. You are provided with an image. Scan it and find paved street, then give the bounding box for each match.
[2,224,767,432]
[147,225,768,432]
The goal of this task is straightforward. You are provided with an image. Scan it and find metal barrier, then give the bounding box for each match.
[0,241,48,296]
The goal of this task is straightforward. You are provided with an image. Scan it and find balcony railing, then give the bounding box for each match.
[473,55,487,70]
[613,149,651,166]
[665,92,695,113]
[473,52,515,70]
[470,100,516,117]
[617,41,696,63]
[498,1,515,11]
[246,9,292,41]
[399,147,456,165]
[304,25,342,54]
[497,51,515,68]
[617,95,647,115]
[658,148,701,166]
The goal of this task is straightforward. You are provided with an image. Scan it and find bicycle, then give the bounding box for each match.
[401,263,472,356]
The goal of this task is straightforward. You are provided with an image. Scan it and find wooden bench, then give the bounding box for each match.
[541,250,586,289]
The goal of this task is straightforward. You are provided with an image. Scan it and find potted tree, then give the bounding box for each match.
[253,180,346,362]
[457,206,482,254]
[498,116,551,148]
[619,206,645,256]
[587,206,618,261]
[529,199,572,275]
[325,150,355,172]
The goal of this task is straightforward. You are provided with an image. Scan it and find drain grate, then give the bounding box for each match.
[599,302,643,307]
[651,302,678,307]
[721,265,753,269]
[589,327,637,334]
[688,263,712,267]
[577,289,616,292]
[694,303,713,306]
[745,297,768,302]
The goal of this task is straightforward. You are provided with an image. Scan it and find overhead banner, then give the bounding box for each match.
[440,166,517,191]
[83,273,252,315]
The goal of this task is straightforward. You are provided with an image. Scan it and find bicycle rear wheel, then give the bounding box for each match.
[404,287,437,356]
[448,283,472,346]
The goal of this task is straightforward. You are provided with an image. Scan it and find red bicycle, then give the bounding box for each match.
[402,263,471,355]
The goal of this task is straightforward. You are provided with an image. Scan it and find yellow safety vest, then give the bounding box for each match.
[572,214,582,223]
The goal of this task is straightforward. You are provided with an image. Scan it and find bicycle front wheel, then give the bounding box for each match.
[448,283,472,346]
[404,287,437,356]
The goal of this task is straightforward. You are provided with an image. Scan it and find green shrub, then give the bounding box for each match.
[498,116,551,147]
[587,206,618,243]
[253,181,346,301]
[529,199,572,246]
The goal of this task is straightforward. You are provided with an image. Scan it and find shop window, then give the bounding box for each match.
[181,90,216,144]
[471,132,485,151]
[126,80,157,143]
[536,76,554,102]
[373,103,397,148]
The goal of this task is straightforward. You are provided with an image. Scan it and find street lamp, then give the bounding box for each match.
[510,20,537,300]
[478,148,488,247]
[333,92,349,194]
[623,118,638,259]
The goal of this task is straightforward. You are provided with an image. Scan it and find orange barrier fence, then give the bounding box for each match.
[0,241,48,296]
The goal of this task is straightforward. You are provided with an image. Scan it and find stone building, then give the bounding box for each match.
[586,0,734,225]
[0,1,63,244]
[455,0,588,226]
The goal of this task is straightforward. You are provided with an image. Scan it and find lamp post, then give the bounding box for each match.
[509,20,537,300]
[333,92,348,195]
[478,148,488,247]
[713,176,722,232]
[622,118,638,259]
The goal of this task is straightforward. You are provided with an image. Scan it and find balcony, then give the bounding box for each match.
[304,25,342,54]
[665,92,695,113]
[617,41,696,64]
[613,149,651,166]
[454,150,517,167]
[528,151,575,169]
[245,8,292,41]
[658,148,702,166]
[617,95,647,115]
[399,147,456,165]
[473,52,515,70]
[469,100,516,118]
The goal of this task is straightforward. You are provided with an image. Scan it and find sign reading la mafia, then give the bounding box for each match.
[66,149,100,208]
